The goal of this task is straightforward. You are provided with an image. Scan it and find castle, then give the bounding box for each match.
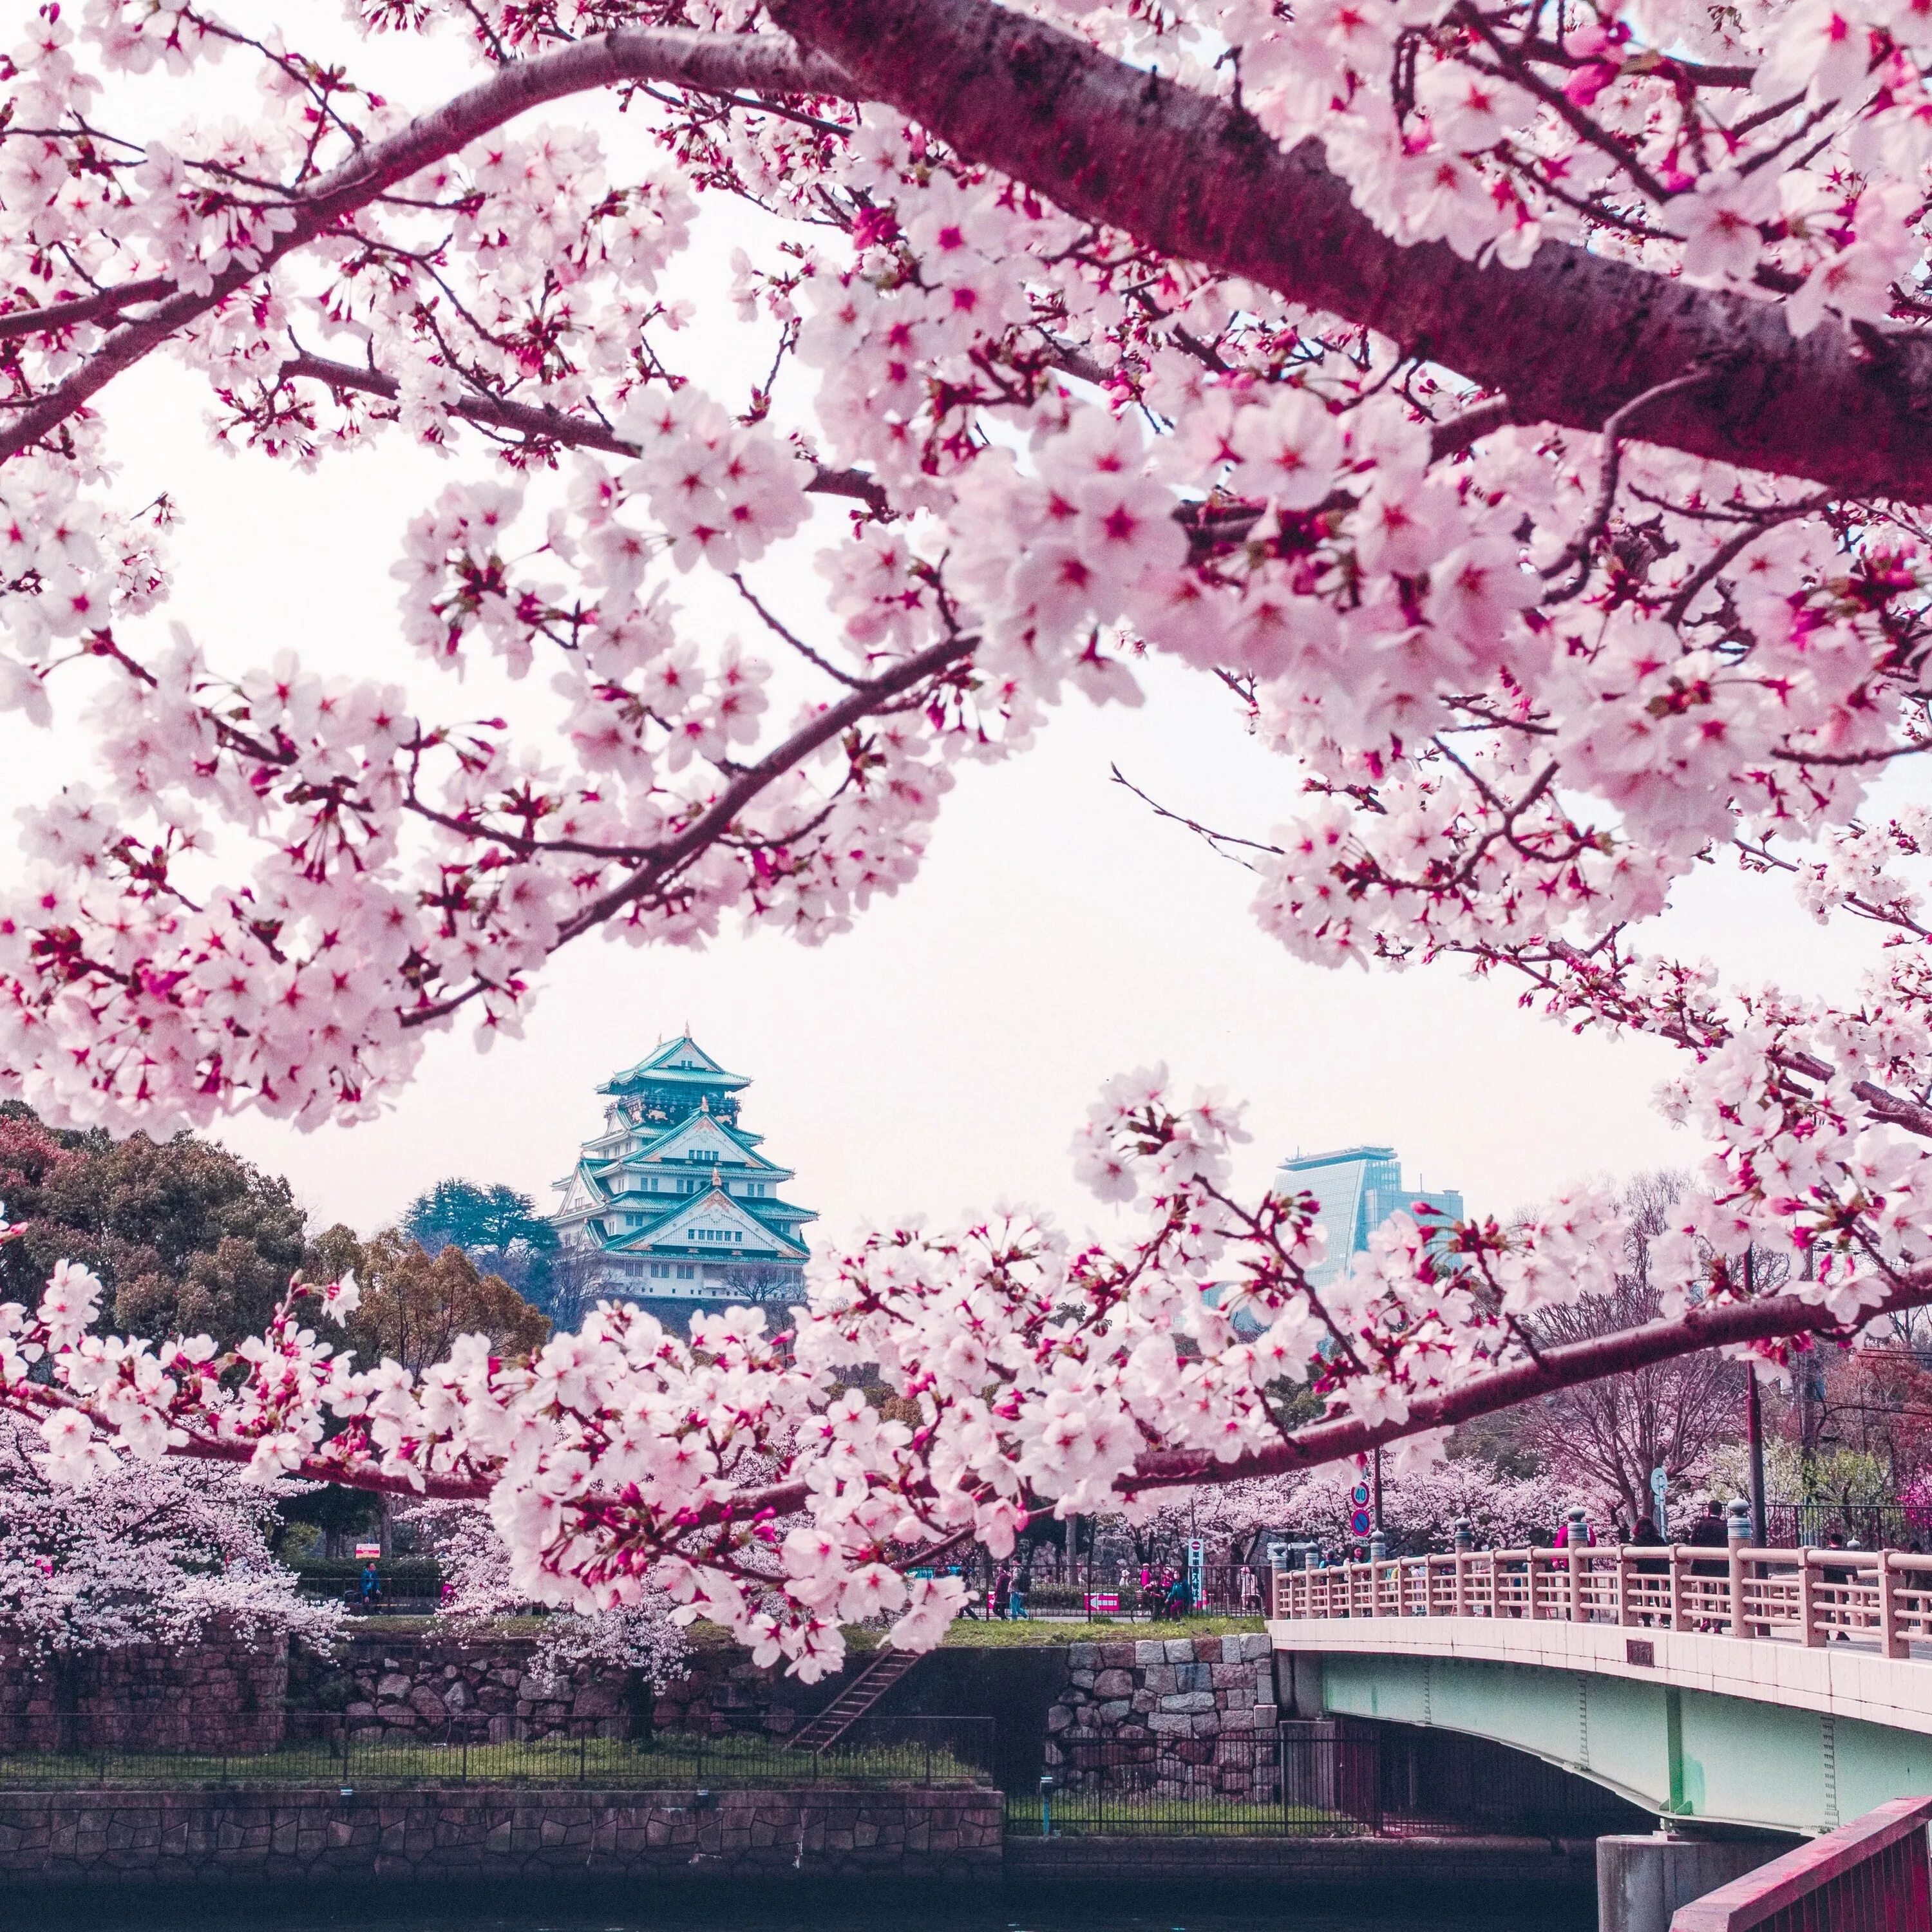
[549,1037,815,1305]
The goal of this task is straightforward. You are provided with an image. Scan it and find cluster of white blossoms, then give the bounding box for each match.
[0,1072,1633,1672]
[1,0,1932,1653]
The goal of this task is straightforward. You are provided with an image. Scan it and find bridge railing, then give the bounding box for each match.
[1669,1794,1932,1930]
[1271,1545,1932,1654]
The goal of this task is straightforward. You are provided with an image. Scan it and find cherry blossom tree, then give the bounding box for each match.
[408,1498,689,1687]
[0,1409,338,1660]
[5,0,1932,1676]
[1240,1463,1575,1553]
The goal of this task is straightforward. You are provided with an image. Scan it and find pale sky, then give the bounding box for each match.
[6,10,1892,1256]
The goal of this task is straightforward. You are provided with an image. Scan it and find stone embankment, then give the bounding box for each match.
[0,1787,1002,1885]
[288,1631,636,1741]
[0,1624,285,1755]
[1044,1632,1278,1795]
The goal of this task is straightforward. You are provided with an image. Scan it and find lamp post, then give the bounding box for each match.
[1745,1250,1768,1548]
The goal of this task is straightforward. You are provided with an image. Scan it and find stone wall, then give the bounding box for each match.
[1043,1632,1278,1798]
[287,1631,637,1741]
[0,1625,287,1756]
[0,1786,1003,1886]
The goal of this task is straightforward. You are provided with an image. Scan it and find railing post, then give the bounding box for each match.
[1728,1547,1747,1638]
[1881,1554,1906,1660]
[1454,1553,1468,1617]
[1799,1549,1823,1647]
[1670,1548,1688,1633]
[1617,1548,1632,1627]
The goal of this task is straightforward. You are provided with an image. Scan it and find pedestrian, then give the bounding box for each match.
[1009,1570,1028,1620]
[359,1561,382,1607]
[1629,1517,1668,1625]
[1238,1565,1260,1614]
[993,1564,1012,1620]
[1686,1501,1728,1629]
[1819,1527,1853,1642]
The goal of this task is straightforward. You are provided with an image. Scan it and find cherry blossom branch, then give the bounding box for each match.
[276,352,888,511]
[1124,1273,1932,1490]
[0,31,855,464]
[771,0,1932,498]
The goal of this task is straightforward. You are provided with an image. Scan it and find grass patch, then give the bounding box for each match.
[0,1730,989,1792]
[936,1616,1265,1648]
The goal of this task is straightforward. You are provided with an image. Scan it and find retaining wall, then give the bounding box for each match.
[0,1626,287,1756]
[0,1786,1003,1886]
[1043,1632,1278,1797]
[286,1631,638,1741]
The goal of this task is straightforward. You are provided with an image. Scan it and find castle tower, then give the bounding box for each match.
[549,1037,814,1306]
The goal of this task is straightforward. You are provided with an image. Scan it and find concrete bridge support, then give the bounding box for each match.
[1595,1834,1791,1932]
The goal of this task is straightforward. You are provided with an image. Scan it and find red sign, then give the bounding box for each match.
[1085,1591,1120,1615]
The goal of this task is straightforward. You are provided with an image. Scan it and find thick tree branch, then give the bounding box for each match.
[118,1271,1932,1535]
[772,0,1932,501]
[1121,1271,1932,1490]
[0,32,853,465]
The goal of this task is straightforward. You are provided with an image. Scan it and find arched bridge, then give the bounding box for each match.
[1268,1544,1932,1836]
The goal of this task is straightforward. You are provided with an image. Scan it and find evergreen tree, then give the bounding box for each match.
[402,1179,559,1309]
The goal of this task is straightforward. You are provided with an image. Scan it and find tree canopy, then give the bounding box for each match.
[402,1180,559,1309]
[6,0,1932,1677]
[0,1106,322,1349]
[338,1230,552,1378]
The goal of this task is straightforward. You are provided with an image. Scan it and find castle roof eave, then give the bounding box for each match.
[598,1036,750,1096]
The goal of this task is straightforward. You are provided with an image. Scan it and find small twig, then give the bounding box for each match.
[1542,372,1714,602]
[1110,765,1282,868]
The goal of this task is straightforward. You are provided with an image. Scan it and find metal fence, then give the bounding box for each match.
[1764,1501,1917,1551]
[992,1565,1270,1620]
[1013,1721,1647,1838]
[0,1713,996,1791]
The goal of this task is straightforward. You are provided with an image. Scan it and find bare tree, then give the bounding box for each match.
[1515,1174,1753,1527]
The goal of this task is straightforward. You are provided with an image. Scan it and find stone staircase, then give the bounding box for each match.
[785,1645,923,1754]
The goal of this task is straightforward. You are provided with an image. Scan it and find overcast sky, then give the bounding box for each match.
[10,12,1886,1256]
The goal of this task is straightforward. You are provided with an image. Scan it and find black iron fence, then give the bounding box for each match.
[0,1713,995,1791]
[1011,1721,1650,1837]
[1764,1501,1918,1551]
[984,1565,1270,1620]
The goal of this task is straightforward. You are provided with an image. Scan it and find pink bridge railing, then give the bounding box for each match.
[1271,1545,1932,1655]
[1670,1794,1932,1931]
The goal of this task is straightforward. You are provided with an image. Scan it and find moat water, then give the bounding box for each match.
[2,1890,1591,1932]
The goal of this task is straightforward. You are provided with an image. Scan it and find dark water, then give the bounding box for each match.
[1,1887,1592,1932]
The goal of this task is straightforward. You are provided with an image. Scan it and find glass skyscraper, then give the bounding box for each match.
[1274,1145,1464,1288]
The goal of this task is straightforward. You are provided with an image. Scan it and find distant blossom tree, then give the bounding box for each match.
[10,0,1932,1676]
[0,1407,338,1660]
[409,1499,688,1688]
